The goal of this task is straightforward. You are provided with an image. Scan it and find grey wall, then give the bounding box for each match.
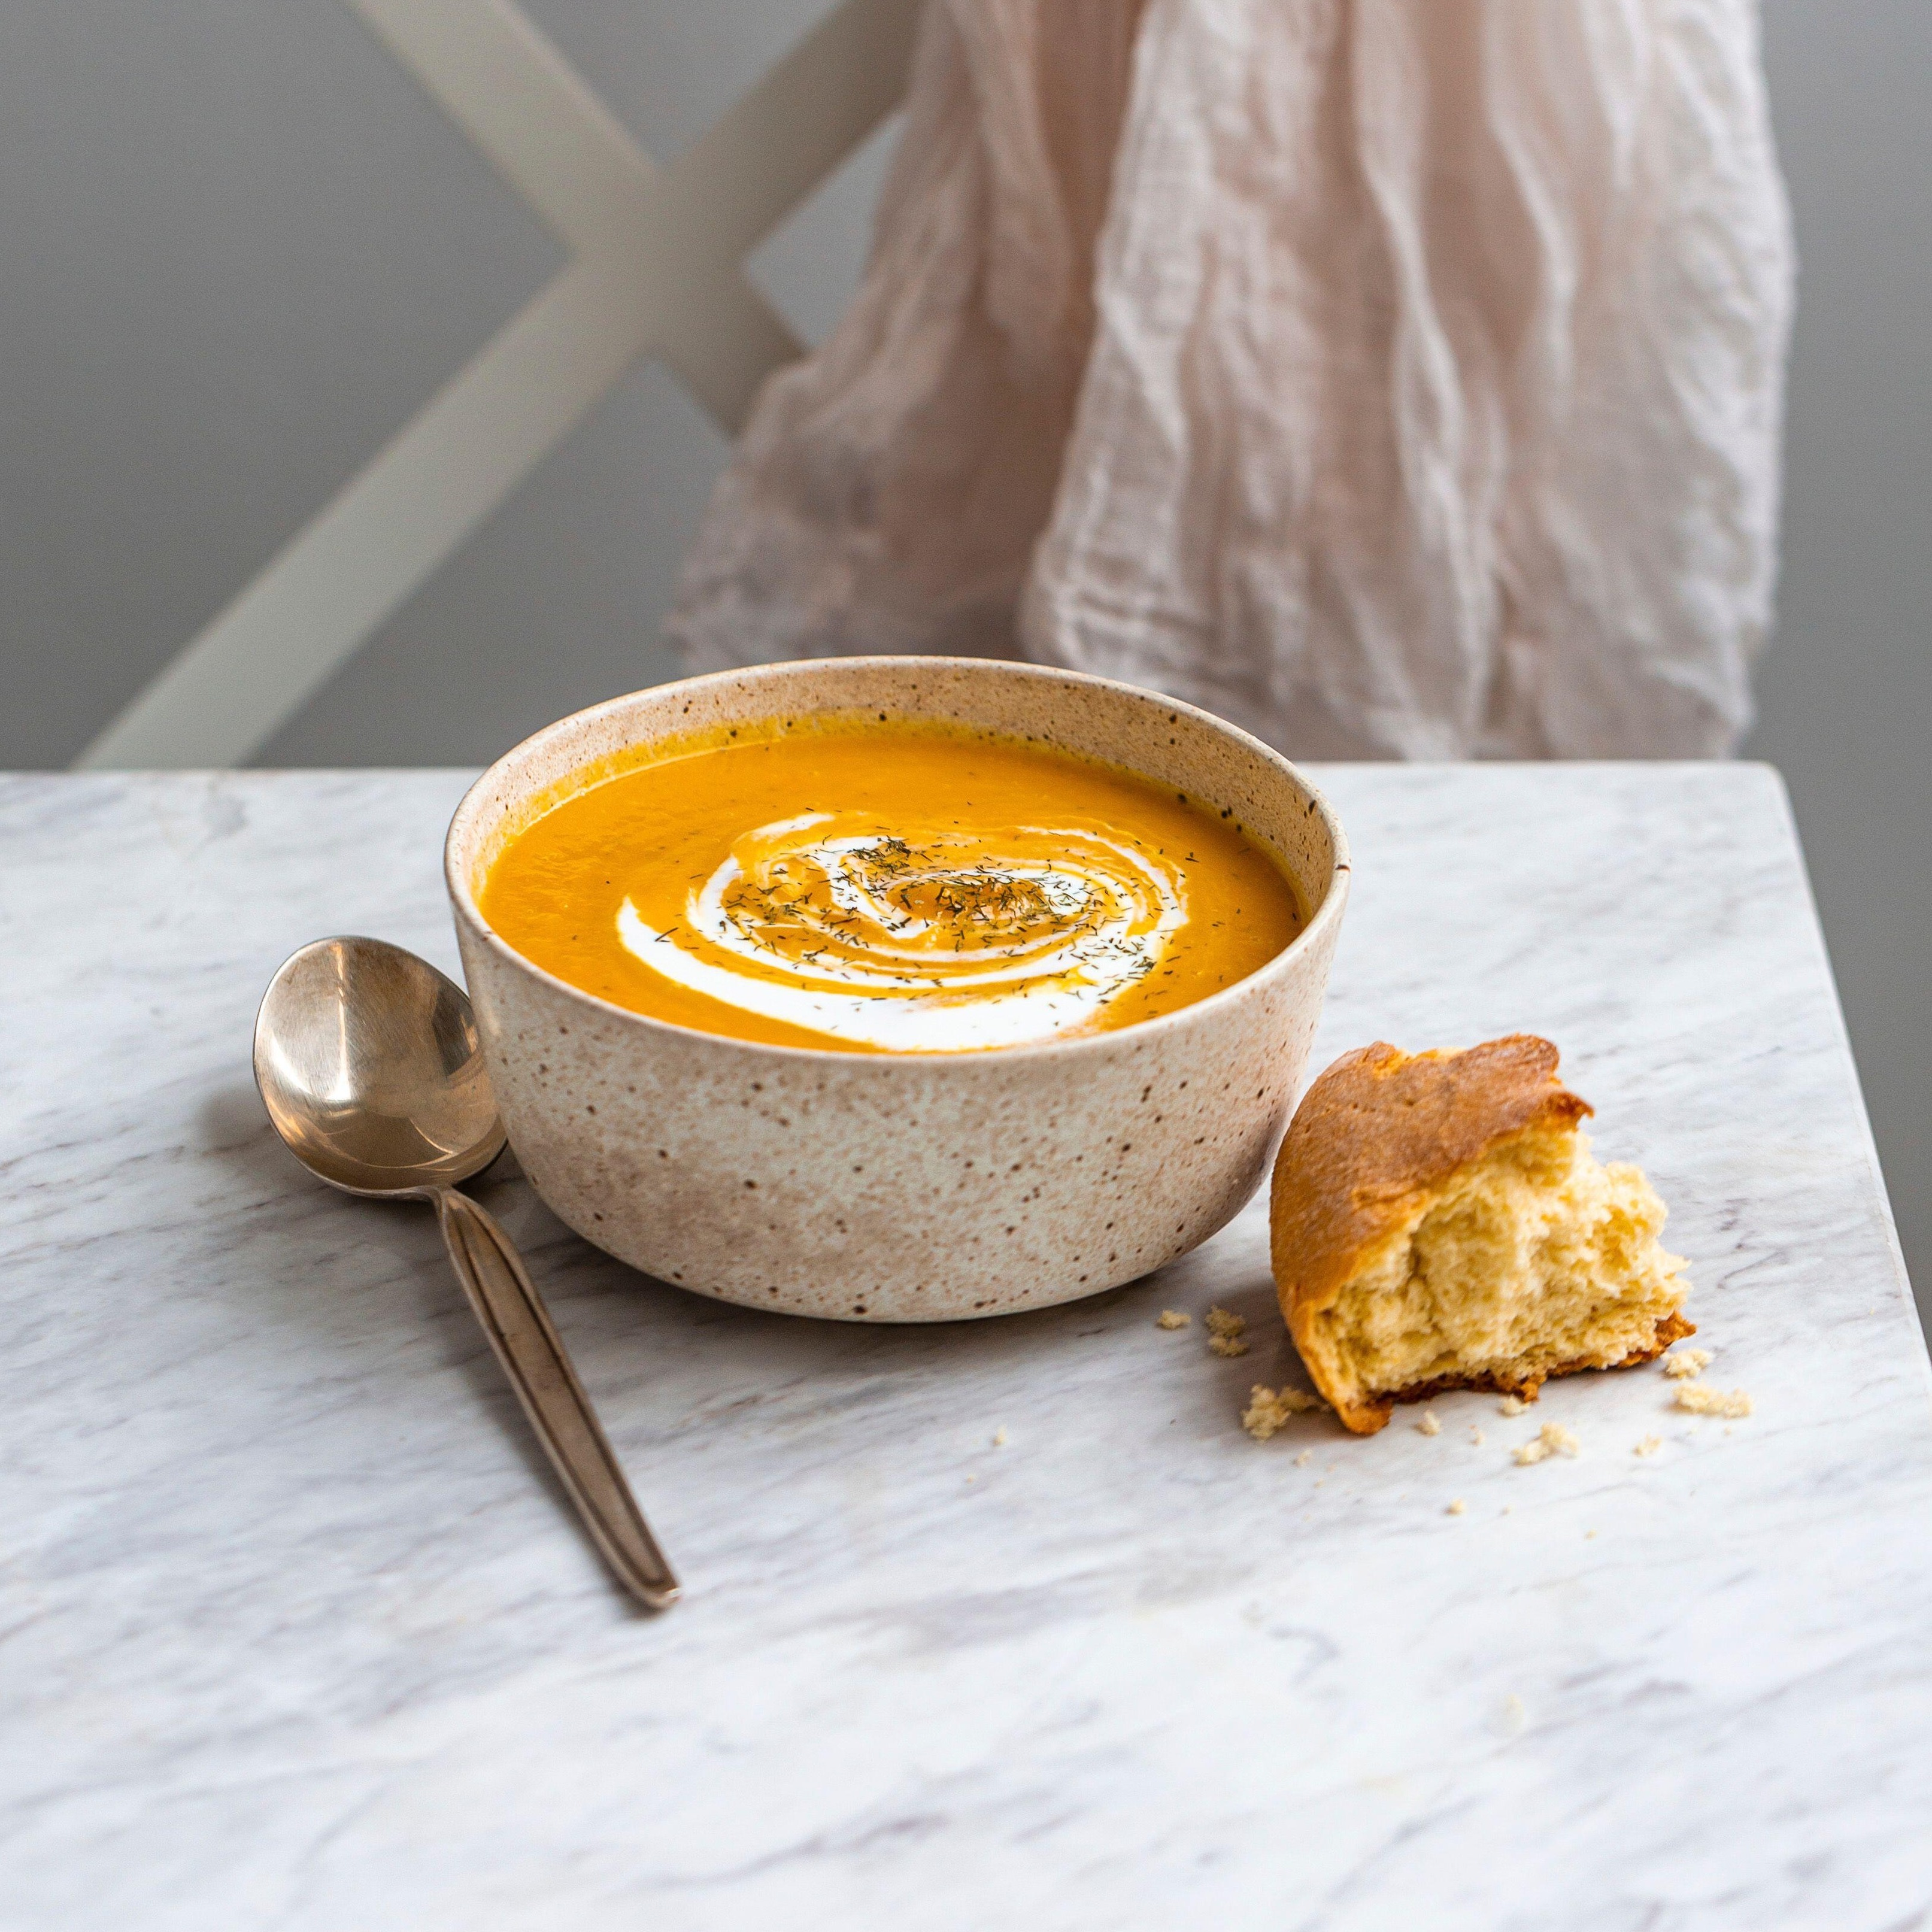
[1748,1,1932,1305]
[2,3,1927,1303]
[0,1,890,769]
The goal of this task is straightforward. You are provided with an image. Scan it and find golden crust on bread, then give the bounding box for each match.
[1272,1036,1589,1312]
[1270,1036,1693,1434]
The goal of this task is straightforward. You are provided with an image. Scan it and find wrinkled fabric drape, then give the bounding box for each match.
[669,0,1794,760]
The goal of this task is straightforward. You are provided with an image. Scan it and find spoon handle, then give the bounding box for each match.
[431,1187,680,1610]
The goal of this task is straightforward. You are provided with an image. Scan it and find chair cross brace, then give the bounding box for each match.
[78,0,916,769]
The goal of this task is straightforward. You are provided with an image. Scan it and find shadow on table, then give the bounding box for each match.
[192,1076,1323,1559]
[193,1078,653,1591]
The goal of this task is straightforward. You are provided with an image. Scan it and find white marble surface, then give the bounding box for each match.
[4,765,1930,1930]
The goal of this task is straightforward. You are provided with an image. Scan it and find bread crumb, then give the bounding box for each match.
[1447,1498,1467,1516]
[1501,1693,1527,1736]
[1417,1410,1441,1436]
[1499,1394,1531,1417]
[1634,1434,1663,1457]
[1241,1384,1327,1440]
[1514,1421,1580,1466]
[1155,1309,1190,1330]
[1662,1348,1713,1380]
[1206,1305,1249,1357]
[1470,1427,1486,1447]
[1294,1449,1312,1467]
[991,1427,1008,1448]
[1676,1383,1752,1419]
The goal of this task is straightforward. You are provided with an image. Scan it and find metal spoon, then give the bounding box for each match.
[253,935,678,1610]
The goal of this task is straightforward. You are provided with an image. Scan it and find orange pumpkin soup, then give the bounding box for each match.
[479,717,1302,1054]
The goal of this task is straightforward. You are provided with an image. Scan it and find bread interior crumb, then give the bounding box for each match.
[1317,1127,1687,1408]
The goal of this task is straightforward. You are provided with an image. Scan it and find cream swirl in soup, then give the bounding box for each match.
[615,810,1185,1050]
[481,718,1302,1055]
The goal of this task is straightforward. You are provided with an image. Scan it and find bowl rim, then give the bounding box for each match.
[444,655,1351,1069]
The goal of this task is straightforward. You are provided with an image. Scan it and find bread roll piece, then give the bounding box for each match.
[1270,1036,1692,1435]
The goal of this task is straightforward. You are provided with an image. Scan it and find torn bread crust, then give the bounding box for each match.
[1270,1036,1694,1436]
[1364,1311,1696,1421]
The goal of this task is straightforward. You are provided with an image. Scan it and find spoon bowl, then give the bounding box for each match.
[254,936,505,1197]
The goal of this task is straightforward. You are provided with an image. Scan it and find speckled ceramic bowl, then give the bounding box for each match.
[445,658,1348,1322]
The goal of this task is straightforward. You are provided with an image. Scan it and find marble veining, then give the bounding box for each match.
[2,765,1929,1930]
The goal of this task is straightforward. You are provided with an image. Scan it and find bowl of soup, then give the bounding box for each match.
[444,657,1349,1321]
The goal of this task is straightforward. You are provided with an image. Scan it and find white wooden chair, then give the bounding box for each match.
[76,0,917,769]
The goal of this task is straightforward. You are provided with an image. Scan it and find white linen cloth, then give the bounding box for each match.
[669,0,1794,759]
